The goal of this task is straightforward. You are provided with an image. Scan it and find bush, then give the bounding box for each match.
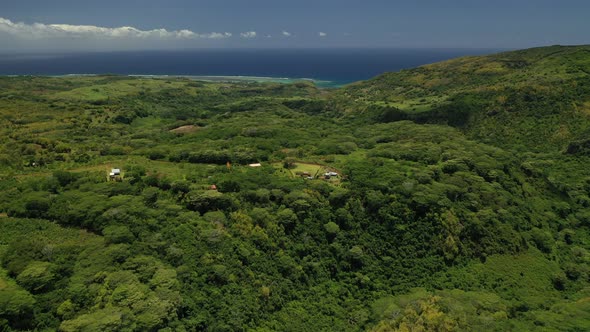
[530,228,554,253]
[53,171,77,187]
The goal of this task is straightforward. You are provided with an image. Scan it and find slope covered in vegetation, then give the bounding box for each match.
[340,45,590,153]
[0,46,589,331]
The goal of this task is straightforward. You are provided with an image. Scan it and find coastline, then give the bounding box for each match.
[1,73,348,88]
[128,74,347,88]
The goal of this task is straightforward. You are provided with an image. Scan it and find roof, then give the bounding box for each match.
[111,168,121,173]
[248,163,262,167]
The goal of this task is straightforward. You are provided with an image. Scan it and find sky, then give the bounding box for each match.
[0,0,589,51]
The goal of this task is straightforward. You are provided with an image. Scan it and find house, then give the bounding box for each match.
[328,172,338,177]
[109,168,122,181]
[248,163,262,167]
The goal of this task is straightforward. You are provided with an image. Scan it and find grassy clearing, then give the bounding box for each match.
[371,95,450,113]
[272,162,323,178]
[130,116,169,129]
[290,162,325,177]
[272,161,342,184]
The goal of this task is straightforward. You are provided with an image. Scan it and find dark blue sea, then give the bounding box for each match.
[0,48,501,86]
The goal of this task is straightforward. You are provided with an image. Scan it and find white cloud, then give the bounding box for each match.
[318,32,327,37]
[0,17,231,40]
[282,30,291,37]
[240,31,257,38]
[204,32,232,39]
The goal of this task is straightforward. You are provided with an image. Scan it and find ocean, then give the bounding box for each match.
[0,48,501,87]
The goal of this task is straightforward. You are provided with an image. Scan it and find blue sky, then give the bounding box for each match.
[0,0,589,51]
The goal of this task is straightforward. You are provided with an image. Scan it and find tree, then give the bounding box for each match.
[0,286,35,320]
[16,261,56,293]
[183,190,235,214]
[103,225,135,244]
[323,222,340,240]
[283,158,296,169]
[60,308,134,332]
[53,170,77,187]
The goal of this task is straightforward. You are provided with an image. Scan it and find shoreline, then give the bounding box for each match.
[1,73,349,88]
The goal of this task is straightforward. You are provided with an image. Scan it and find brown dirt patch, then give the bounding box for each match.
[170,125,200,134]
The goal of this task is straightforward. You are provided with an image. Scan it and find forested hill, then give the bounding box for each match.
[0,46,589,331]
[339,45,590,153]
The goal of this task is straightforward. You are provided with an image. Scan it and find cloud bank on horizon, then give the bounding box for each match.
[0,17,338,52]
[0,17,334,50]
[0,17,231,40]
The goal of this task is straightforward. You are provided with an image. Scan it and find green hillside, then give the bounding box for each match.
[340,45,590,153]
[0,46,589,331]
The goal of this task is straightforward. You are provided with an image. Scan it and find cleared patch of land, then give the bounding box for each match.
[272,161,342,184]
[289,162,324,177]
[170,125,200,134]
[371,95,450,112]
